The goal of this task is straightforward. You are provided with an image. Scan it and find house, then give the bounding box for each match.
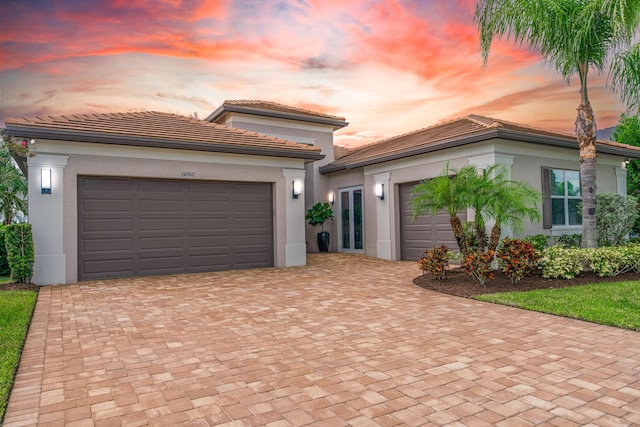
[4,101,640,285]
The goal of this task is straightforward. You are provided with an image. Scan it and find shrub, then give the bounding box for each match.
[524,234,549,253]
[587,244,640,277]
[555,234,582,248]
[418,245,449,279]
[5,224,34,283]
[496,238,541,284]
[595,193,639,246]
[541,245,584,279]
[462,249,495,286]
[0,226,9,276]
[462,221,487,251]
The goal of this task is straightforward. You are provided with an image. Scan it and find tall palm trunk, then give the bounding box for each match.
[576,100,597,248]
[450,216,469,256]
[488,223,501,252]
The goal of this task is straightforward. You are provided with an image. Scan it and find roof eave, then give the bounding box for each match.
[4,125,325,162]
[320,128,640,174]
[206,104,349,130]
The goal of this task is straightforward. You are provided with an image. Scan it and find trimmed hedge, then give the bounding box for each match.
[541,243,640,279]
[4,224,34,283]
[0,227,8,276]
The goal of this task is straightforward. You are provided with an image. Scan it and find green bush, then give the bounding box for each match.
[595,193,639,246]
[587,244,640,277]
[4,224,34,284]
[524,234,549,253]
[418,245,449,279]
[496,238,541,284]
[555,234,582,248]
[541,245,585,279]
[0,227,9,276]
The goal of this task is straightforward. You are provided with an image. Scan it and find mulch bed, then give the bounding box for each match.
[414,266,640,298]
[0,282,40,291]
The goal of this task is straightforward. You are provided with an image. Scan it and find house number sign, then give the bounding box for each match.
[181,171,195,177]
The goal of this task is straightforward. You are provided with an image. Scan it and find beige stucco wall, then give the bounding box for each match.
[28,139,307,284]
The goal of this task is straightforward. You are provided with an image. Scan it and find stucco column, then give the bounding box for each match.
[282,168,306,266]
[28,154,68,285]
[615,166,628,196]
[374,172,392,260]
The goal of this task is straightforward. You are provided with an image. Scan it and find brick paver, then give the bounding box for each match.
[4,254,640,426]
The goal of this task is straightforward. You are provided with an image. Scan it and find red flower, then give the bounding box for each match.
[20,140,27,147]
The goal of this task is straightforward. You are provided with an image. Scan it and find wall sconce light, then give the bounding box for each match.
[41,168,52,194]
[292,179,303,199]
[328,192,335,204]
[374,183,384,200]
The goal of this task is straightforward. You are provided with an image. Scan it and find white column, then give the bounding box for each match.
[28,155,69,285]
[282,169,306,266]
[374,172,392,260]
[615,166,627,196]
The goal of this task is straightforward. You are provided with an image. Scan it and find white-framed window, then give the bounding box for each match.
[542,167,581,228]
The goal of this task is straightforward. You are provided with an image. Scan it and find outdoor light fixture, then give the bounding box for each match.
[328,192,335,204]
[41,168,52,194]
[292,179,303,199]
[374,183,384,200]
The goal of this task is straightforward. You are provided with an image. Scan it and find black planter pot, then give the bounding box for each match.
[317,231,330,253]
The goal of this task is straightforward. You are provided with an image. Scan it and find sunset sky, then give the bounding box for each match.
[0,0,628,147]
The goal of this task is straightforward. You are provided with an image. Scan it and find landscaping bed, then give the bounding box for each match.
[414,266,640,297]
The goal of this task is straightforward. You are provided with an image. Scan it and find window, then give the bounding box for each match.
[542,167,581,228]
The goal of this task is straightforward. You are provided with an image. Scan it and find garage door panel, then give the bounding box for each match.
[83,238,133,252]
[78,177,274,280]
[82,198,133,212]
[399,181,465,261]
[83,259,134,275]
[82,218,133,232]
[139,218,185,231]
[139,199,183,211]
[82,177,132,191]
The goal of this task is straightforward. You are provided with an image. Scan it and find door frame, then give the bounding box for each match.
[338,185,364,253]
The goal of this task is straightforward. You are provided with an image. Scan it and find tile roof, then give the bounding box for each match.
[4,111,324,160]
[207,100,348,129]
[320,114,640,173]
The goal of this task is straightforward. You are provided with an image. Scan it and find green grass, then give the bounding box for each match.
[475,281,640,331]
[0,290,37,423]
[0,276,11,284]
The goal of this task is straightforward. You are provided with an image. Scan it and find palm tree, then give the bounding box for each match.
[409,163,479,256]
[475,0,640,248]
[484,179,541,252]
[0,145,28,225]
[410,163,541,255]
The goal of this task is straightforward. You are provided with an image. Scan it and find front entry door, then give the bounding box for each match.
[339,187,363,252]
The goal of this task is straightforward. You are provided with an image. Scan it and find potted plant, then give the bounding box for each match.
[305,202,334,252]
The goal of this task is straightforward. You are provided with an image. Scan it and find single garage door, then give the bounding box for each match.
[399,181,466,261]
[78,176,273,280]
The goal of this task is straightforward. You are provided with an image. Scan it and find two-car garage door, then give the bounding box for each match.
[78,176,273,280]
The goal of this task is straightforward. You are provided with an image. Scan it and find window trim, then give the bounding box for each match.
[541,167,582,229]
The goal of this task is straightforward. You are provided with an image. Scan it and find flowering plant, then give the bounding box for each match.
[2,136,36,158]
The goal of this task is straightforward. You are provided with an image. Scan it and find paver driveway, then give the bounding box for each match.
[4,254,640,426]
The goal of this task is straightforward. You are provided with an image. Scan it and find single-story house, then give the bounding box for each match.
[4,100,640,285]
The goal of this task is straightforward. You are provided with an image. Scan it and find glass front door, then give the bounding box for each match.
[339,187,363,252]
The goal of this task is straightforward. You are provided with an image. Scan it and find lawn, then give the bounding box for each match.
[0,290,37,423]
[475,280,640,331]
[0,276,11,284]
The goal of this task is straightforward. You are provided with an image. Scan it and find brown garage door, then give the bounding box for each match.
[78,176,273,280]
[399,181,466,261]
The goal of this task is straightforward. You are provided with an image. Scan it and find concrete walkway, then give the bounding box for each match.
[4,254,640,426]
